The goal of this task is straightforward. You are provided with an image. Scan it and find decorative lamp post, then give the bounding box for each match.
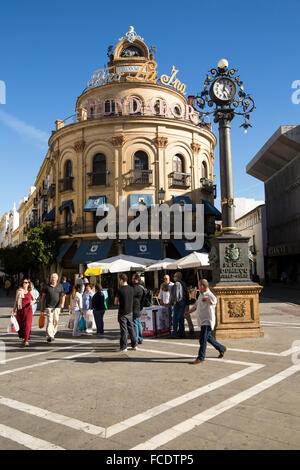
[192,60,263,340]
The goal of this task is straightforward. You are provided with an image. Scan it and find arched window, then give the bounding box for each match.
[201,161,208,179]
[173,154,184,173]
[64,160,73,178]
[91,154,107,185]
[134,151,148,170]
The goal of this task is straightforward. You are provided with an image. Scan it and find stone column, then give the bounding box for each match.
[112,135,126,244]
[74,139,85,230]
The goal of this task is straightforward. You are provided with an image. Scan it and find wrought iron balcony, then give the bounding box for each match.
[87,171,109,186]
[55,222,96,236]
[169,172,191,189]
[127,170,153,186]
[58,177,74,193]
[200,177,217,198]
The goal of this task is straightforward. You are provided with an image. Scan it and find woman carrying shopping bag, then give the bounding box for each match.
[12,279,36,347]
[70,284,83,337]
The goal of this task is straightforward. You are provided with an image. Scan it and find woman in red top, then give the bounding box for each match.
[12,279,36,347]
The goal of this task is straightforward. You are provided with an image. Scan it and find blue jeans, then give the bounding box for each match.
[172,301,186,337]
[93,309,105,334]
[198,325,225,360]
[133,317,143,343]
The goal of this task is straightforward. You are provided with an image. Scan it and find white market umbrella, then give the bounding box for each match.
[87,254,156,273]
[146,258,177,271]
[176,251,210,269]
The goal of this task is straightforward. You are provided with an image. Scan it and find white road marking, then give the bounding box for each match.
[144,338,282,357]
[0,396,105,436]
[131,362,300,450]
[280,344,300,356]
[0,350,95,376]
[105,363,263,438]
[261,321,300,326]
[0,423,65,450]
[3,343,91,363]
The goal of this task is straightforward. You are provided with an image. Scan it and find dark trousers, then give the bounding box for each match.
[198,325,225,360]
[93,309,105,333]
[118,313,137,350]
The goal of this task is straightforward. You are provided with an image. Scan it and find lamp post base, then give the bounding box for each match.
[211,284,264,340]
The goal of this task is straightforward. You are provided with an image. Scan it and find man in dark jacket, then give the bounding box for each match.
[131,274,145,344]
[92,284,106,334]
[115,274,137,352]
[170,272,187,338]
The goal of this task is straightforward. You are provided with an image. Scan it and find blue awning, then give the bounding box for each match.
[43,207,56,222]
[172,195,196,211]
[72,240,113,264]
[57,241,73,262]
[202,200,222,219]
[83,196,109,212]
[129,194,153,209]
[59,200,74,214]
[124,239,161,259]
[171,239,208,257]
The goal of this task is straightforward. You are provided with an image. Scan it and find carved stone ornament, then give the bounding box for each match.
[52,149,60,160]
[112,135,126,147]
[155,136,168,148]
[227,300,246,318]
[208,246,219,265]
[74,140,86,153]
[190,143,201,154]
[224,243,240,262]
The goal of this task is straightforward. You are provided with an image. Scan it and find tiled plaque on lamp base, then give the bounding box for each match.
[209,234,264,340]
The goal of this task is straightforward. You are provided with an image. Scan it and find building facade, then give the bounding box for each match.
[1,27,222,280]
[235,204,267,283]
[247,125,300,284]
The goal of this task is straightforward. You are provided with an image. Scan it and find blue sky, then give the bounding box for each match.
[0,0,299,214]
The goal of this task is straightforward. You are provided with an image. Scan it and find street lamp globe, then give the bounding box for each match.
[217,58,228,70]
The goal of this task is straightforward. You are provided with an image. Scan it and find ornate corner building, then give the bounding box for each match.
[15,27,222,276]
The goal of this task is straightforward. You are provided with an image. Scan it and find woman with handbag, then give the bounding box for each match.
[12,279,36,347]
[70,284,83,337]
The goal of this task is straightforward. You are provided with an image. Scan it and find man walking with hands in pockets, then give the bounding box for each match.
[189,279,226,364]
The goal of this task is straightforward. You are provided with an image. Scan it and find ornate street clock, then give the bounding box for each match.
[209,77,237,105]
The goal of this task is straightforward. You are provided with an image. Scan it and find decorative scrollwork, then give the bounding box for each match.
[194,61,255,133]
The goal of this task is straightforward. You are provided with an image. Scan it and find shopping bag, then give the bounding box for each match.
[7,316,20,333]
[38,313,45,329]
[85,311,94,331]
[78,315,86,332]
[68,311,75,330]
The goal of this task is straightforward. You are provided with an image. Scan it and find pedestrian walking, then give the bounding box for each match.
[75,274,85,294]
[189,279,226,364]
[132,274,145,345]
[170,272,188,338]
[40,273,66,343]
[82,283,95,333]
[115,274,137,352]
[12,279,36,347]
[92,283,106,334]
[70,284,83,337]
[5,278,12,297]
[31,281,40,315]
[61,276,71,312]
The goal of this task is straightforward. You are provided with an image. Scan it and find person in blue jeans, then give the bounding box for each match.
[188,279,226,364]
[131,274,145,344]
[92,283,106,334]
[170,272,187,338]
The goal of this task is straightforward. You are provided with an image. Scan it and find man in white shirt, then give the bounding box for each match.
[188,279,226,364]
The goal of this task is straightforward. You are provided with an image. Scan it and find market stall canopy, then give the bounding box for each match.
[145,258,177,271]
[175,251,210,269]
[87,254,156,273]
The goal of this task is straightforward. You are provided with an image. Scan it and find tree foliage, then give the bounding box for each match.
[0,225,60,276]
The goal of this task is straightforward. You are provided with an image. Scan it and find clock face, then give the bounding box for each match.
[212,78,236,102]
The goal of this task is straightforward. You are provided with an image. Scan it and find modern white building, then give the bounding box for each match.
[235,204,267,283]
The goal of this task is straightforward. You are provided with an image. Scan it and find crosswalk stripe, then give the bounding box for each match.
[0,424,65,450]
